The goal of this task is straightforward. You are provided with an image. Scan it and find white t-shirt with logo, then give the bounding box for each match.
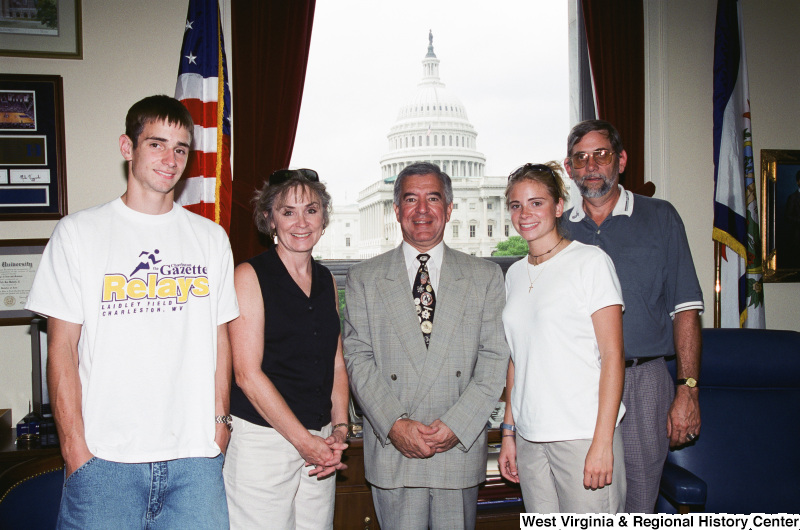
[502,241,625,442]
[26,198,239,463]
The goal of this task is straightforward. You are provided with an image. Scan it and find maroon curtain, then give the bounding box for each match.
[230,0,316,264]
[582,0,646,194]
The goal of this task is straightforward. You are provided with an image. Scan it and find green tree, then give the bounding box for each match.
[37,0,58,29]
[492,236,528,256]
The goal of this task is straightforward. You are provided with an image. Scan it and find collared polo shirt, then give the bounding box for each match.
[565,186,703,359]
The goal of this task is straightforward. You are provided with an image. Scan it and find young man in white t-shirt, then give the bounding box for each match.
[26,95,239,529]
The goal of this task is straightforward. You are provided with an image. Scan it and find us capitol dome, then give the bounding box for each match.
[318,32,511,259]
[379,31,486,181]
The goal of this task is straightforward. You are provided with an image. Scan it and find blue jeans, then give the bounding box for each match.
[57,454,228,529]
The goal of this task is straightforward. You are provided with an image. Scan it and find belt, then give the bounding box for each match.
[625,356,661,368]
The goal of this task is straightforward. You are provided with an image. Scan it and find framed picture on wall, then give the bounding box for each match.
[0,238,47,325]
[0,0,82,59]
[0,74,67,220]
[761,149,800,282]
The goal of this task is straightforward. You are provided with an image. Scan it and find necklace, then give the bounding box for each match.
[525,260,546,293]
[529,236,564,265]
[525,236,566,293]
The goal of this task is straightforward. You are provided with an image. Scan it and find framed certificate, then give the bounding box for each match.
[0,238,47,325]
[0,74,67,220]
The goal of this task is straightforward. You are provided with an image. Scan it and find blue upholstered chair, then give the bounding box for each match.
[657,328,800,513]
[0,454,64,529]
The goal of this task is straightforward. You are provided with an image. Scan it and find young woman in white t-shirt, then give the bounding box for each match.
[497,161,627,513]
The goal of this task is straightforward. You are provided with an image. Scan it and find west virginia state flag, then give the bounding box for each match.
[174,0,232,233]
[712,0,765,328]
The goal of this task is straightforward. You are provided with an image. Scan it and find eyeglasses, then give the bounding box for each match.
[567,149,615,169]
[509,163,557,182]
[268,168,319,187]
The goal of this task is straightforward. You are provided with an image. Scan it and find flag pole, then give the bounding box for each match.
[714,241,721,328]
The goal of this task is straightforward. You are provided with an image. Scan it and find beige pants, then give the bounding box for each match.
[516,429,626,513]
[223,416,335,529]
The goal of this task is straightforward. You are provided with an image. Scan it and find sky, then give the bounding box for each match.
[290,1,570,206]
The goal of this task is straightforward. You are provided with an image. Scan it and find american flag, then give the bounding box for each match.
[174,0,232,232]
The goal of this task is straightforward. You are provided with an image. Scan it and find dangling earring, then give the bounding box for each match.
[321,228,326,236]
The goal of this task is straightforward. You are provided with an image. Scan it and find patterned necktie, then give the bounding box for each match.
[413,253,436,347]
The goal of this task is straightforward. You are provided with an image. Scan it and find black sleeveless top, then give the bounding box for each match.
[230,248,341,430]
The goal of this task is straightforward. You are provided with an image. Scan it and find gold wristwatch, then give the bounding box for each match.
[676,377,698,388]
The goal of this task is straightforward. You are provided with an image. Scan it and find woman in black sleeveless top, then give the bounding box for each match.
[223,169,349,529]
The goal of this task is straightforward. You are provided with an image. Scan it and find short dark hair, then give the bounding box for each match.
[125,95,194,148]
[252,173,331,238]
[393,162,453,206]
[566,119,624,157]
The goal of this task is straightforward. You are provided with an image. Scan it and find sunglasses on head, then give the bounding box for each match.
[268,168,319,187]
[509,163,556,181]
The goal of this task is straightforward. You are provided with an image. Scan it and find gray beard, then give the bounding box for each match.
[577,175,614,198]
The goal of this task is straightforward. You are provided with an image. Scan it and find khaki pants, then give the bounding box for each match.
[223,416,335,529]
[516,429,626,513]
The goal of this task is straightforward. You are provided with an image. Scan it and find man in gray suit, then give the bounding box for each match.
[344,162,510,529]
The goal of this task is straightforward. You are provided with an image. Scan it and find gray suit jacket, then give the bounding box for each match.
[343,244,510,489]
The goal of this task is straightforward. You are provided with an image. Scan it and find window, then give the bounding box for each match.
[487,225,493,237]
[412,137,415,147]
[469,225,476,238]
[487,202,493,210]
[346,222,350,227]
[287,3,570,261]
[426,136,430,146]
[346,237,351,247]
[469,203,476,210]
[505,225,510,237]
[434,136,437,146]
[453,202,458,209]
[453,225,459,238]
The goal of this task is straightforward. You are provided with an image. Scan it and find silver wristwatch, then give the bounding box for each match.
[215,414,233,432]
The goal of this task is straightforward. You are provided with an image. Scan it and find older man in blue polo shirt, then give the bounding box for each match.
[563,120,703,514]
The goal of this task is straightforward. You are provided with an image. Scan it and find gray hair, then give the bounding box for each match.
[393,162,453,206]
[566,119,624,157]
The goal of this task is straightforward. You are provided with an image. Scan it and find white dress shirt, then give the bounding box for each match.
[402,241,444,292]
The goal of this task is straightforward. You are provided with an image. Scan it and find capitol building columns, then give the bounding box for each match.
[320,32,514,259]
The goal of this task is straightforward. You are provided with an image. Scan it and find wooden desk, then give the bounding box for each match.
[0,428,61,476]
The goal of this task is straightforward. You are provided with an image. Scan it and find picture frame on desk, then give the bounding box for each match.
[30,317,50,417]
[761,149,800,282]
[0,74,68,220]
[0,0,82,59]
[0,238,47,325]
